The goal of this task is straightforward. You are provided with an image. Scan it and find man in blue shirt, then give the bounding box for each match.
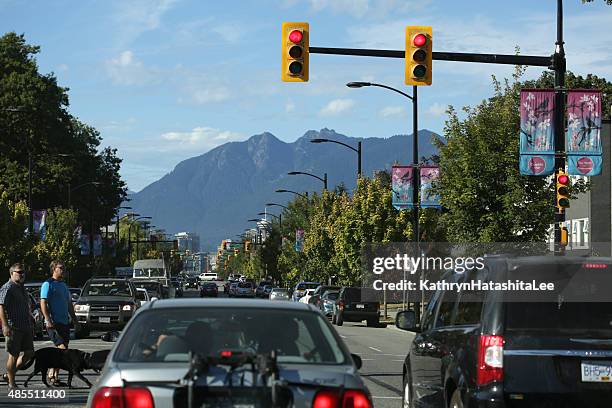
[40,260,79,386]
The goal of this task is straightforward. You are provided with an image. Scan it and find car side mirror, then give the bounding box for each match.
[151,297,158,302]
[351,353,362,369]
[396,310,417,331]
[101,331,120,342]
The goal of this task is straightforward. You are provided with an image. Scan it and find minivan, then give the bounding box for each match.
[396,256,612,408]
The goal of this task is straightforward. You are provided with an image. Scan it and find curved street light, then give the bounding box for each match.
[68,181,102,208]
[288,171,327,190]
[311,138,361,177]
[275,189,308,199]
[266,202,288,210]
[346,80,419,243]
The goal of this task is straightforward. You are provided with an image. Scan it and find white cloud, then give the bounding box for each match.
[161,127,243,150]
[319,99,355,116]
[285,100,296,113]
[106,51,160,86]
[379,106,405,117]
[113,0,181,45]
[426,103,448,117]
[189,87,231,104]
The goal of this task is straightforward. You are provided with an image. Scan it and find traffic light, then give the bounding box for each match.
[405,26,432,86]
[556,169,570,212]
[282,22,309,82]
[560,225,569,246]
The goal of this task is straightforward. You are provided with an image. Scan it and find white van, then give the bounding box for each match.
[200,272,218,281]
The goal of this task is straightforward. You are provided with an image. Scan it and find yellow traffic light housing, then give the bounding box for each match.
[282,22,309,82]
[405,26,432,86]
[556,169,570,212]
[560,225,569,246]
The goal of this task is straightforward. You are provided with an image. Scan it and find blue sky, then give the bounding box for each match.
[2,0,611,191]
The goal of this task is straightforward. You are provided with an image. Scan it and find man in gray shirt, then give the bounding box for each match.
[0,263,34,389]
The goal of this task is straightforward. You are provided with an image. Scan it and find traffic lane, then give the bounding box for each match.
[335,321,414,408]
[0,335,113,408]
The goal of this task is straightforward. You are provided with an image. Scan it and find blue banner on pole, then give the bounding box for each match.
[566,90,603,176]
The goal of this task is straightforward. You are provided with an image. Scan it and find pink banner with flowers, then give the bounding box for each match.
[566,90,602,176]
[420,166,441,209]
[392,165,414,209]
[519,89,555,176]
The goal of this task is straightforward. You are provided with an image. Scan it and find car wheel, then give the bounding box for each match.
[403,372,413,408]
[76,327,90,339]
[366,318,378,327]
[336,312,344,326]
[449,389,463,408]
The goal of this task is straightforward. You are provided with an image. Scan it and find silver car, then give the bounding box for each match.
[269,288,290,301]
[87,299,371,408]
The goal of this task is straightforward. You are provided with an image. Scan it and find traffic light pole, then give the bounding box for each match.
[553,0,567,255]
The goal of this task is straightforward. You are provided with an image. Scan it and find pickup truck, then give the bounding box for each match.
[74,278,139,338]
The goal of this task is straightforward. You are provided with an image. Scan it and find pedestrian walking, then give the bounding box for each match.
[0,263,34,389]
[40,260,79,387]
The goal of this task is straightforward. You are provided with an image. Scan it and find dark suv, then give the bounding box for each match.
[75,278,139,338]
[332,287,380,327]
[396,256,612,408]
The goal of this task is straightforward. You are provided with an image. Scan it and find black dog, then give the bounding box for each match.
[89,349,111,373]
[21,347,93,388]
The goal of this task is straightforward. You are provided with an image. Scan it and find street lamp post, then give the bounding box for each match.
[311,138,361,178]
[347,81,419,243]
[275,189,308,199]
[266,203,288,210]
[287,171,327,190]
[128,216,152,265]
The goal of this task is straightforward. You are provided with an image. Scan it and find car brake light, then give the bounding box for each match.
[477,335,503,386]
[312,389,371,408]
[92,387,154,408]
[313,390,340,408]
[220,350,232,357]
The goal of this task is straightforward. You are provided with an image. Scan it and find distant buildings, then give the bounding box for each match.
[175,232,200,253]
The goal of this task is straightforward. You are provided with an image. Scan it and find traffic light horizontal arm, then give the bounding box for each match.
[310,47,553,68]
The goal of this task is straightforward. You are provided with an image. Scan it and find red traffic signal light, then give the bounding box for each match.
[556,169,570,211]
[282,22,309,82]
[405,26,432,86]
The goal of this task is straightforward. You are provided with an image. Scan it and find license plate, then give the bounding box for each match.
[99,317,111,323]
[581,361,612,382]
[356,304,365,309]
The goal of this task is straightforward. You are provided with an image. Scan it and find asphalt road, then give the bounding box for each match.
[0,284,412,407]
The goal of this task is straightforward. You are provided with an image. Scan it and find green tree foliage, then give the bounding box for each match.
[0,33,126,235]
[0,191,30,271]
[582,0,612,5]
[435,67,591,242]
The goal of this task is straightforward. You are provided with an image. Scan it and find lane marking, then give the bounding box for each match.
[368,346,383,353]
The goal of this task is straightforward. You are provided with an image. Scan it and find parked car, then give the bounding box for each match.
[309,285,341,306]
[130,280,164,300]
[87,299,372,408]
[24,282,44,301]
[255,281,272,298]
[299,289,316,304]
[292,281,321,302]
[185,277,199,289]
[397,256,612,408]
[200,282,219,297]
[269,288,290,301]
[235,282,255,298]
[319,290,339,319]
[74,278,139,338]
[228,282,239,297]
[332,287,380,327]
[135,287,150,307]
[263,285,273,298]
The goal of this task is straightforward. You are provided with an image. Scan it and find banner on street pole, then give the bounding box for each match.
[33,210,47,240]
[392,165,414,209]
[420,166,441,209]
[566,90,603,176]
[93,234,103,257]
[79,232,90,256]
[519,89,555,176]
[295,228,304,252]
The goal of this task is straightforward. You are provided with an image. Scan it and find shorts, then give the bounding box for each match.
[47,323,70,347]
[6,327,34,356]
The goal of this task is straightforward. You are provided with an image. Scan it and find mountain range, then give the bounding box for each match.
[126,128,443,251]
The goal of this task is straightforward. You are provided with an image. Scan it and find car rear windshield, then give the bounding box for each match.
[83,281,132,297]
[324,292,339,301]
[238,282,251,288]
[343,288,363,301]
[506,302,612,337]
[297,283,320,290]
[114,308,347,365]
